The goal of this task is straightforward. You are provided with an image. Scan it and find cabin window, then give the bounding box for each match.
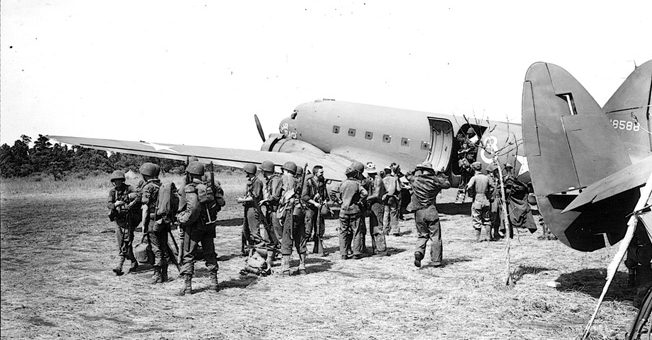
[421,141,430,150]
[401,137,410,147]
[383,134,391,143]
[365,131,373,140]
[333,125,340,134]
[348,128,356,137]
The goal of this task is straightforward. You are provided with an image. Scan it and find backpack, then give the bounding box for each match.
[155,182,180,223]
[197,182,223,225]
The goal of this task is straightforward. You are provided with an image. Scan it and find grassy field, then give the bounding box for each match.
[0,173,646,339]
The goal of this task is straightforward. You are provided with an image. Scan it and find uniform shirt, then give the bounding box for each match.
[338,178,368,215]
[467,173,493,204]
[107,183,139,210]
[140,179,162,215]
[366,175,386,203]
[245,175,264,207]
[409,173,451,210]
[382,175,400,198]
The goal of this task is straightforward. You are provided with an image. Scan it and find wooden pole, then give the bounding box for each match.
[495,160,513,286]
[581,171,652,339]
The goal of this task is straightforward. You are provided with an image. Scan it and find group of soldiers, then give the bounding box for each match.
[107,160,223,296]
[106,155,553,296]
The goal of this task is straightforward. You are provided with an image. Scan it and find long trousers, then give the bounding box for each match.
[339,213,364,256]
[148,221,170,267]
[415,205,442,264]
[368,202,387,253]
[115,224,135,261]
[281,210,306,256]
[302,208,325,251]
[179,224,218,276]
[383,197,399,235]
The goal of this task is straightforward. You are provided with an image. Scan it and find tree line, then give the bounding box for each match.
[0,134,186,179]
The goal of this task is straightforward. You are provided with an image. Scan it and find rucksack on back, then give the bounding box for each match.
[156,182,180,222]
[197,182,222,224]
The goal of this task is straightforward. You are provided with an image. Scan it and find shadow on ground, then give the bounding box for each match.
[217,218,244,227]
[555,268,637,302]
[438,202,472,216]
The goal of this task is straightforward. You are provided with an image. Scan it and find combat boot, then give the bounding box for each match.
[150,267,162,284]
[480,225,490,242]
[176,274,192,296]
[160,265,168,283]
[112,257,125,276]
[414,252,424,268]
[298,254,307,275]
[128,260,139,274]
[280,255,291,276]
[209,271,219,291]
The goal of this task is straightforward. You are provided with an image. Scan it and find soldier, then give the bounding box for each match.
[176,161,220,295]
[503,163,537,236]
[338,163,368,259]
[107,170,141,275]
[487,164,503,240]
[137,162,172,284]
[364,162,388,256]
[260,160,283,253]
[237,164,265,256]
[277,161,307,275]
[301,165,330,256]
[466,162,493,242]
[408,162,450,267]
[383,164,401,236]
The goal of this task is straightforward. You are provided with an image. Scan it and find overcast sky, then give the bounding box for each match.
[2,1,651,150]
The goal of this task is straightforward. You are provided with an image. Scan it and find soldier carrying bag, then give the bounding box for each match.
[134,233,154,265]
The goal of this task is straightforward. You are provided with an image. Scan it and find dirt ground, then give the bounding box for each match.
[0,177,645,339]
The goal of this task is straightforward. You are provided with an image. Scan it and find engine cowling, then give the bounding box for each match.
[260,134,325,156]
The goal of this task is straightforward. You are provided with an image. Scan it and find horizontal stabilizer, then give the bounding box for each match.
[562,156,652,213]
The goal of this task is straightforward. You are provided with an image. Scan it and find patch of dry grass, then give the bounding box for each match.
[0,177,644,339]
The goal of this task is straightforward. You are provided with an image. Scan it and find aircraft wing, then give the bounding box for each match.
[562,156,652,213]
[48,135,350,181]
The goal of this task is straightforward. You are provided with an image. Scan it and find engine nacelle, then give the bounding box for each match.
[260,134,326,156]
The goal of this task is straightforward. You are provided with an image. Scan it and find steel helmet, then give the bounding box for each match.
[296,166,304,176]
[110,170,126,181]
[467,127,475,135]
[261,160,275,173]
[282,161,297,174]
[139,162,160,177]
[243,163,257,175]
[187,161,205,176]
[188,156,199,163]
[351,161,365,173]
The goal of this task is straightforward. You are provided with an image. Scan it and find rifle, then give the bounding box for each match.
[204,162,219,225]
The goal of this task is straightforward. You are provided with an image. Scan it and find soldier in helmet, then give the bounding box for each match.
[383,163,401,236]
[259,161,283,252]
[408,162,450,268]
[337,162,369,259]
[275,161,308,275]
[466,161,493,242]
[176,161,220,295]
[237,163,265,256]
[364,162,388,256]
[137,162,171,284]
[107,170,141,275]
[301,165,330,256]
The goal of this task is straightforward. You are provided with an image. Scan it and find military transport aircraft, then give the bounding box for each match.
[49,99,527,185]
[521,59,652,252]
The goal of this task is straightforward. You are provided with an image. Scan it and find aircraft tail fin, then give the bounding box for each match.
[521,62,632,251]
[602,60,652,163]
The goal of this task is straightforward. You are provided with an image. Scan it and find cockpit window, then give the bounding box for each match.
[291,110,298,119]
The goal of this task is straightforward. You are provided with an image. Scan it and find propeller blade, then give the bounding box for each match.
[254,114,266,142]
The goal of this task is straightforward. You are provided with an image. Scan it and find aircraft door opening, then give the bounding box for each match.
[426,118,453,171]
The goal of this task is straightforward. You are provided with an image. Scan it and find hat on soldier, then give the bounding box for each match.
[139,162,160,177]
[504,163,514,169]
[187,161,205,176]
[416,162,434,171]
[467,127,475,135]
[486,164,497,173]
[282,161,297,174]
[243,163,257,175]
[471,161,482,171]
[296,166,304,176]
[110,170,126,181]
[188,156,199,163]
[351,161,365,173]
[365,162,377,174]
[261,160,275,173]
